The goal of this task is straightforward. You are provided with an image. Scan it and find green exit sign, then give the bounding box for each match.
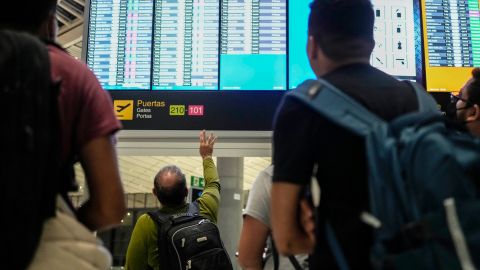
[190,176,205,188]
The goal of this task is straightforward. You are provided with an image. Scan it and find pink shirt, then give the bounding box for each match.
[48,45,121,161]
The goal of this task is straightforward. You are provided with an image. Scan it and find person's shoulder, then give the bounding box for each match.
[48,45,80,64]
[255,165,274,186]
[275,93,324,126]
[328,64,418,114]
[135,213,158,230]
[47,44,93,75]
[278,93,311,113]
[364,68,418,111]
[362,65,414,92]
[263,165,274,177]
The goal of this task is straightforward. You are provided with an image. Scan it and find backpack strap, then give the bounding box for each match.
[287,255,304,270]
[147,210,169,226]
[272,240,279,270]
[325,223,350,270]
[187,201,201,215]
[405,81,439,113]
[271,237,304,270]
[287,79,385,137]
[147,211,171,270]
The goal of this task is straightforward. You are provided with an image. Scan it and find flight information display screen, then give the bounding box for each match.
[84,0,423,130]
[219,1,287,90]
[87,0,289,91]
[87,0,153,90]
[422,0,480,92]
[152,1,219,90]
[289,0,422,89]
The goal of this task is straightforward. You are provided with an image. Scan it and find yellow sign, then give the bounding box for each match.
[169,105,185,116]
[114,100,134,120]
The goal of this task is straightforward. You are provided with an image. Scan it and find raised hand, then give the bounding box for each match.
[199,130,217,159]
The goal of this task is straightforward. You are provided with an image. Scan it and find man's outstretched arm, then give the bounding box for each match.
[197,130,221,223]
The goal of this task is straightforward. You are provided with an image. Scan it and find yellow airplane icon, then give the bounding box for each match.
[116,103,131,113]
[114,100,134,120]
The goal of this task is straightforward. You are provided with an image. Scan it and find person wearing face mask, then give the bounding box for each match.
[447,68,480,137]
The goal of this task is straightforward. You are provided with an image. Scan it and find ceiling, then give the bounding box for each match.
[57,0,85,59]
[57,0,272,193]
[74,156,271,194]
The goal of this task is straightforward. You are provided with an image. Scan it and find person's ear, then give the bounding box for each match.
[466,104,480,122]
[47,12,58,40]
[307,35,318,61]
[152,187,157,196]
[39,11,57,41]
[184,187,188,198]
[369,40,376,54]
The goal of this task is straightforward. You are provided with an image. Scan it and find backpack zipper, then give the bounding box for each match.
[171,220,205,269]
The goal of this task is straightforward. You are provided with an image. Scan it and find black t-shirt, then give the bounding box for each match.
[272,63,418,269]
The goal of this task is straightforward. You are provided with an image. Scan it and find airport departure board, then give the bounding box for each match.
[86,0,422,92]
[87,0,290,91]
[423,0,480,92]
[84,0,423,130]
[87,0,153,90]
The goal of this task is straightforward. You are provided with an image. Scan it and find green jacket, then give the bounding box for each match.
[124,157,221,270]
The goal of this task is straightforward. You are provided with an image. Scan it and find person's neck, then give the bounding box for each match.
[160,202,187,210]
[38,31,55,43]
[467,122,480,137]
[317,57,370,77]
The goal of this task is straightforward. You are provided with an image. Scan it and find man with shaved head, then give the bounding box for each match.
[125,130,222,270]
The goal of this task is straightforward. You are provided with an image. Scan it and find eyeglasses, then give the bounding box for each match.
[450,93,473,107]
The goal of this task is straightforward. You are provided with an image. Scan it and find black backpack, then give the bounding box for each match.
[148,202,233,270]
[0,30,60,269]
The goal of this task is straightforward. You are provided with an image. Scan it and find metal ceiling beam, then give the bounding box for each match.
[58,1,83,19]
[71,0,86,6]
[57,21,84,49]
[56,13,70,26]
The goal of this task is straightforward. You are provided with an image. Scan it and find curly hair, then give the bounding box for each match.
[466,68,480,107]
